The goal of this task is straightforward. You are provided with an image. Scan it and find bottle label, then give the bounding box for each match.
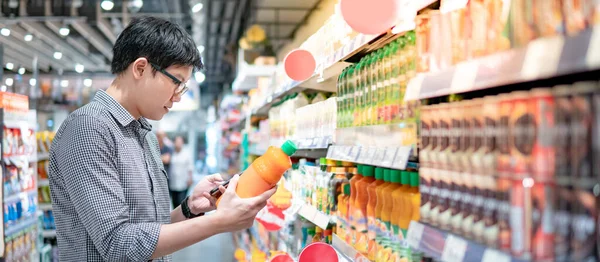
[367,215,378,260]
[353,208,368,253]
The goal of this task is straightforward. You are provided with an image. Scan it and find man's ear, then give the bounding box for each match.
[131,58,149,80]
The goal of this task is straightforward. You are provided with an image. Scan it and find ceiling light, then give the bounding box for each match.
[5,78,13,86]
[60,80,69,88]
[194,71,205,83]
[1,28,10,36]
[54,51,63,60]
[24,34,33,41]
[197,45,205,53]
[127,0,144,13]
[0,86,6,92]
[192,3,203,13]
[6,63,14,70]
[29,78,36,86]
[59,27,70,36]
[18,67,25,75]
[83,78,93,87]
[75,64,84,73]
[101,0,114,11]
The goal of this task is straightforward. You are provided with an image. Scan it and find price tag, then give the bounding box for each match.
[350,146,361,162]
[441,235,468,262]
[404,74,425,101]
[482,249,511,262]
[406,221,425,249]
[393,147,412,170]
[327,146,334,159]
[381,147,397,167]
[312,137,320,148]
[450,61,478,93]
[587,26,600,68]
[373,148,386,164]
[314,211,330,230]
[522,36,564,80]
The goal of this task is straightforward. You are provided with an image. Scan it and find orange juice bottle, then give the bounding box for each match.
[396,172,421,260]
[391,171,411,261]
[379,170,402,262]
[375,169,392,262]
[367,167,386,260]
[353,165,375,254]
[349,165,363,245]
[337,183,351,243]
[217,140,296,206]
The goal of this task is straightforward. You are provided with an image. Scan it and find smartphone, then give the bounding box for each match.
[209,173,241,198]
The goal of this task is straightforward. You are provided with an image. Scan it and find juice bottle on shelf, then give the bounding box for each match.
[337,68,346,128]
[349,165,364,246]
[369,52,379,126]
[390,38,403,124]
[404,30,419,122]
[374,169,392,262]
[337,183,351,244]
[313,227,323,243]
[367,167,386,261]
[354,62,363,127]
[345,65,354,128]
[362,55,372,126]
[391,170,411,261]
[216,141,297,206]
[379,169,402,262]
[329,166,349,216]
[375,48,386,125]
[353,165,375,254]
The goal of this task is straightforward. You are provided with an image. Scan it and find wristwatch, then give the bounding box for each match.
[181,196,204,219]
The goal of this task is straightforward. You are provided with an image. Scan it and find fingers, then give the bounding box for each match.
[218,185,227,194]
[207,173,224,183]
[248,186,277,204]
[225,175,239,194]
[202,192,217,206]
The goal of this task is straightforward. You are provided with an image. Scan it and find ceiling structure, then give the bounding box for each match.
[0,0,322,108]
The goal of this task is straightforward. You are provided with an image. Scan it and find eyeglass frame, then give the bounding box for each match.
[150,62,189,97]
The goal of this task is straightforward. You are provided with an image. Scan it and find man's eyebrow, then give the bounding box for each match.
[175,73,185,83]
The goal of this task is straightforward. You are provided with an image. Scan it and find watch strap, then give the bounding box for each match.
[181,196,204,218]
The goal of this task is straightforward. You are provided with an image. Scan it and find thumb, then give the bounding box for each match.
[249,185,277,203]
[225,174,240,194]
[207,173,224,183]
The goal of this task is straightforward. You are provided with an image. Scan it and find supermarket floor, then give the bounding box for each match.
[171,173,236,262]
[172,232,235,262]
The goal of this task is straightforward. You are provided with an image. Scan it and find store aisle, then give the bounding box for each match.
[172,232,235,262]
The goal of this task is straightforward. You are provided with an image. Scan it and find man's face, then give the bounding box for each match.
[137,64,193,120]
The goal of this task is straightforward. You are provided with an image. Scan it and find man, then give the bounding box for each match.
[168,136,193,208]
[48,16,275,261]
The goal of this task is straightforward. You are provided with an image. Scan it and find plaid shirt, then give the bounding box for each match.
[49,90,172,262]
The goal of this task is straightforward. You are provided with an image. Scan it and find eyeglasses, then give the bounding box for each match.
[150,63,188,97]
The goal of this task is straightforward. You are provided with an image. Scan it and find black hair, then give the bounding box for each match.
[111,16,203,74]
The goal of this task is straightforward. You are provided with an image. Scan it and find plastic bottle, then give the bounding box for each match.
[379,170,402,262]
[367,167,386,260]
[375,169,392,262]
[216,140,297,206]
[362,55,372,126]
[329,167,349,215]
[337,183,351,244]
[349,165,364,246]
[391,171,412,261]
[353,165,375,254]
[398,172,422,261]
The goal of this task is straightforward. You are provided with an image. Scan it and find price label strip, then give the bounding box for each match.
[482,248,511,262]
[406,221,425,249]
[362,147,377,164]
[380,147,397,168]
[441,235,468,262]
[393,147,413,170]
[327,146,335,159]
[587,26,600,68]
[373,148,386,165]
[522,36,565,80]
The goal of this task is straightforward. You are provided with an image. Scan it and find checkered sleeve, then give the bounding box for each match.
[55,115,161,261]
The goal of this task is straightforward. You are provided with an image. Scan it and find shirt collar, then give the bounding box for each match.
[93,90,153,131]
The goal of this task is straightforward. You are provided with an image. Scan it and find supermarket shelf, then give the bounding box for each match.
[291,136,332,159]
[405,26,600,101]
[332,233,369,262]
[406,221,523,262]
[38,179,49,187]
[39,203,53,211]
[328,145,416,170]
[227,116,246,131]
[4,189,37,204]
[232,60,277,92]
[42,230,56,238]
[297,203,334,230]
[4,216,38,238]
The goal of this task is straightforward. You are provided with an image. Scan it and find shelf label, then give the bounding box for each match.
[314,211,331,230]
[381,147,397,167]
[362,146,376,164]
[327,146,335,159]
[404,74,425,101]
[393,147,412,170]
[373,148,386,165]
[522,36,564,80]
[349,146,361,162]
[482,249,511,262]
[450,61,478,93]
[587,26,600,68]
[406,221,425,249]
[441,235,468,262]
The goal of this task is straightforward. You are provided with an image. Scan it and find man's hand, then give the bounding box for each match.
[188,173,224,214]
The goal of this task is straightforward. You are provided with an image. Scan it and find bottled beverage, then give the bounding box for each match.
[216,140,297,206]
[353,165,375,254]
[367,168,385,260]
